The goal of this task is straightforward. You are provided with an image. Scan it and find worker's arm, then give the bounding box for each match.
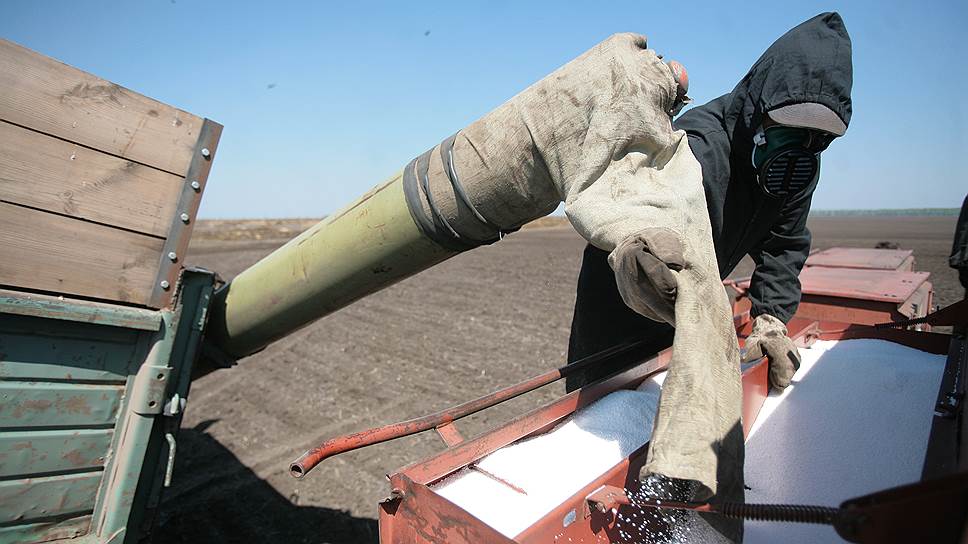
[744,190,813,391]
[950,194,968,291]
[747,191,813,323]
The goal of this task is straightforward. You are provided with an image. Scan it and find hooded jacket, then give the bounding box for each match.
[568,13,853,377]
[679,12,853,322]
[951,194,968,289]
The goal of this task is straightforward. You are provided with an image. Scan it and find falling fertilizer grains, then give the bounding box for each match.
[622,484,726,544]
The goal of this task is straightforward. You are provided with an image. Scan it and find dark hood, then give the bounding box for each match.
[677,12,853,180]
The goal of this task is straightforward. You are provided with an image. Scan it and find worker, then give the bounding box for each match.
[566,12,853,541]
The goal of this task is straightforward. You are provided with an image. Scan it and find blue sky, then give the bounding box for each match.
[4,1,966,218]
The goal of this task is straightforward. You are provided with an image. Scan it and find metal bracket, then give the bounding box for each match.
[130,364,171,415]
[381,488,405,504]
[163,392,187,416]
[148,119,223,308]
[434,422,464,447]
[584,484,631,518]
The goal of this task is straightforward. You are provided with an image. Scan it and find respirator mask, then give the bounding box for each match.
[751,126,833,199]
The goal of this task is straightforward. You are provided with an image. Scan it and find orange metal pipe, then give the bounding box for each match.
[289,335,671,478]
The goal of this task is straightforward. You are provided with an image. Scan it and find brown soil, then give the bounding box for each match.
[192,218,323,242]
[156,216,961,543]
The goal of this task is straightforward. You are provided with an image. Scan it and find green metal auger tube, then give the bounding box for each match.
[205,34,689,360]
[203,130,562,359]
[205,173,458,359]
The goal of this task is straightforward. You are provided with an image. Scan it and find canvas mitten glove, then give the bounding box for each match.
[742,313,801,391]
[608,228,685,325]
[403,31,742,507]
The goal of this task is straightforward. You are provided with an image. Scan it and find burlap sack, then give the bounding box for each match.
[410,32,680,240]
[589,135,743,504]
[407,32,742,508]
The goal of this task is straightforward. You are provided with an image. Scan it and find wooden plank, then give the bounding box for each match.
[0,202,164,305]
[0,287,162,331]
[0,314,140,382]
[0,39,202,176]
[0,382,124,428]
[0,429,113,477]
[0,472,101,524]
[0,121,183,237]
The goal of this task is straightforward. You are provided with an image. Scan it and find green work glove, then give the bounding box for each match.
[608,228,685,325]
[742,314,801,391]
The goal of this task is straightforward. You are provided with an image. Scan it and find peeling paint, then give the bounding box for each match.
[1,383,122,427]
[11,399,53,419]
[62,449,86,467]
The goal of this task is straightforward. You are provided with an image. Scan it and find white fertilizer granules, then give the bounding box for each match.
[744,339,945,543]
[433,372,667,539]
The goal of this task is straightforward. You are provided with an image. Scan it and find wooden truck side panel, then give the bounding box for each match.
[0,39,220,543]
[0,39,219,309]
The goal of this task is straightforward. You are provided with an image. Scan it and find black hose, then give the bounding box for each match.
[716,502,842,525]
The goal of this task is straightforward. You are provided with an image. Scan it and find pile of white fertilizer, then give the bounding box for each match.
[744,339,946,543]
[433,371,667,539]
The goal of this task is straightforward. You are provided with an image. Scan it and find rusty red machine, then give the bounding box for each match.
[286,246,968,543]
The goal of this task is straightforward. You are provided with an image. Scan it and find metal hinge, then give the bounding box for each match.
[163,392,187,416]
[160,393,188,488]
[163,432,177,487]
[130,364,172,415]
